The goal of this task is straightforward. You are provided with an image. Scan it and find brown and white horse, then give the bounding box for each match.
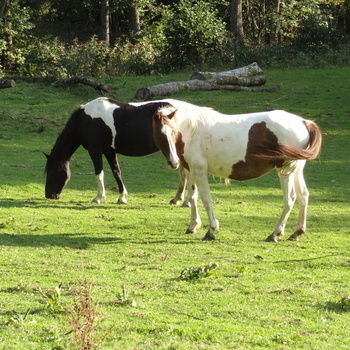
[152,100,322,242]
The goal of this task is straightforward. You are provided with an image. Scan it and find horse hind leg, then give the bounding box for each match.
[265,168,296,242]
[288,161,309,241]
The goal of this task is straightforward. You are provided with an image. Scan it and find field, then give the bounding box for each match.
[0,67,349,349]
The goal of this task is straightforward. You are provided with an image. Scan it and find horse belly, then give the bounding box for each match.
[202,134,248,178]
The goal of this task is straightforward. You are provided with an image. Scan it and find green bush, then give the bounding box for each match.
[162,0,228,68]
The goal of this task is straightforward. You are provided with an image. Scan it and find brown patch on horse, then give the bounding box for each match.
[175,132,189,170]
[230,122,283,181]
[251,120,322,161]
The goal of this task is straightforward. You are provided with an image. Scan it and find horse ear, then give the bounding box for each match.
[167,109,177,119]
[43,152,50,159]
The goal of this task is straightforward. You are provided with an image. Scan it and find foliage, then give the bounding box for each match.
[1,0,350,76]
[179,262,219,281]
[162,0,227,67]
[113,285,137,307]
[0,67,349,348]
[38,284,65,313]
[0,0,34,70]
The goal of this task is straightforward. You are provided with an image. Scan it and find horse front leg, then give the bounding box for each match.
[185,175,202,234]
[266,170,296,242]
[170,166,191,207]
[104,149,128,204]
[192,168,219,241]
[88,150,105,204]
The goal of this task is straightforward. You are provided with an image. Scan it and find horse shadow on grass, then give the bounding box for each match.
[0,231,200,250]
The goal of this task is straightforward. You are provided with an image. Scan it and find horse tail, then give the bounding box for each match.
[252,120,322,161]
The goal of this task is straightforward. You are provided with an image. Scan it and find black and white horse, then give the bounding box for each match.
[153,100,322,242]
[45,97,189,205]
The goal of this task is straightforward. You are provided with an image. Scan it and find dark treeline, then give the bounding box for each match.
[1,0,349,77]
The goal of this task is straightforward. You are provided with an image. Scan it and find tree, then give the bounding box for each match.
[230,0,244,44]
[101,0,110,45]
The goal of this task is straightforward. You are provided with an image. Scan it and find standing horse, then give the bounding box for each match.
[45,97,189,205]
[152,101,322,242]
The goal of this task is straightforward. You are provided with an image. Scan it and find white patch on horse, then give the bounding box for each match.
[82,97,119,148]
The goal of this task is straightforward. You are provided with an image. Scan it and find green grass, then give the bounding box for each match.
[0,67,349,349]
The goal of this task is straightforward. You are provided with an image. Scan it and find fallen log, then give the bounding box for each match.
[55,76,112,92]
[136,79,279,100]
[0,79,16,89]
[190,62,265,86]
[135,63,271,99]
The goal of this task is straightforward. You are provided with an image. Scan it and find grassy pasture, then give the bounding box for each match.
[0,67,349,349]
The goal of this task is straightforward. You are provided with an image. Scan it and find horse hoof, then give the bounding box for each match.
[265,234,278,243]
[202,232,215,241]
[287,229,304,241]
[117,198,127,205]
[185,228,194,234]
[92,198,102,204]
[169,198,180,205]
[181,201,191,208]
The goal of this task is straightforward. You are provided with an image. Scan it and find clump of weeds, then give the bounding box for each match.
[179,262,219,282]
[112,285,137,307]
[69,280,98,350]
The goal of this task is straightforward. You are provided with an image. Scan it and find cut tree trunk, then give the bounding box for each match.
[135,63,270,100]
[190,62,265,86]
[0,79,15,89]
[136,80,278,100]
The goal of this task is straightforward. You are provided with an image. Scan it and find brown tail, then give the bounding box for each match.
[253,120,322,160]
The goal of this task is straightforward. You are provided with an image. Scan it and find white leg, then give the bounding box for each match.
[117,186,128,204]
[266,170,296,242]
[185,176,202,234]
[170,166,190,207]
[288,161,309,241]
[92,170,106,204]
[194,170,219,241]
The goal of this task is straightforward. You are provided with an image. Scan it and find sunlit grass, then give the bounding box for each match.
[0,66,349,349]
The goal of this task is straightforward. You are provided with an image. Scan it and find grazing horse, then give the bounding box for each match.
[45,97,189,205]
[152,101,322,242]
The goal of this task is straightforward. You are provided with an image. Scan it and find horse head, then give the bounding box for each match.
[153,105,181,170]
[44,153,71,199]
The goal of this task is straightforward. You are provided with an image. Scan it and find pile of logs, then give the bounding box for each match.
[136,62,277,100]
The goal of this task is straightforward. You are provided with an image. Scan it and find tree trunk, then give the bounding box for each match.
[101,0,110,45]
[270,0,281,44]
[0,0,9,19]
[230,0,244,44]
[130,4,140,34]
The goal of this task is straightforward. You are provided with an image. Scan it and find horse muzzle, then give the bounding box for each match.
[45,193,60,200]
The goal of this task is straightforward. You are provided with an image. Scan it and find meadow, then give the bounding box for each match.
[0,66,349,349]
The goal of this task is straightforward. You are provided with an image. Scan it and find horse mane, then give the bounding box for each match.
[45,108,82,170]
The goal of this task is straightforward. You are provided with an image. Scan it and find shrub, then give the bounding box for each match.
[162,0,228,68]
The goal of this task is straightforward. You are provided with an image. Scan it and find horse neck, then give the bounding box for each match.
[50,127,80,162]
